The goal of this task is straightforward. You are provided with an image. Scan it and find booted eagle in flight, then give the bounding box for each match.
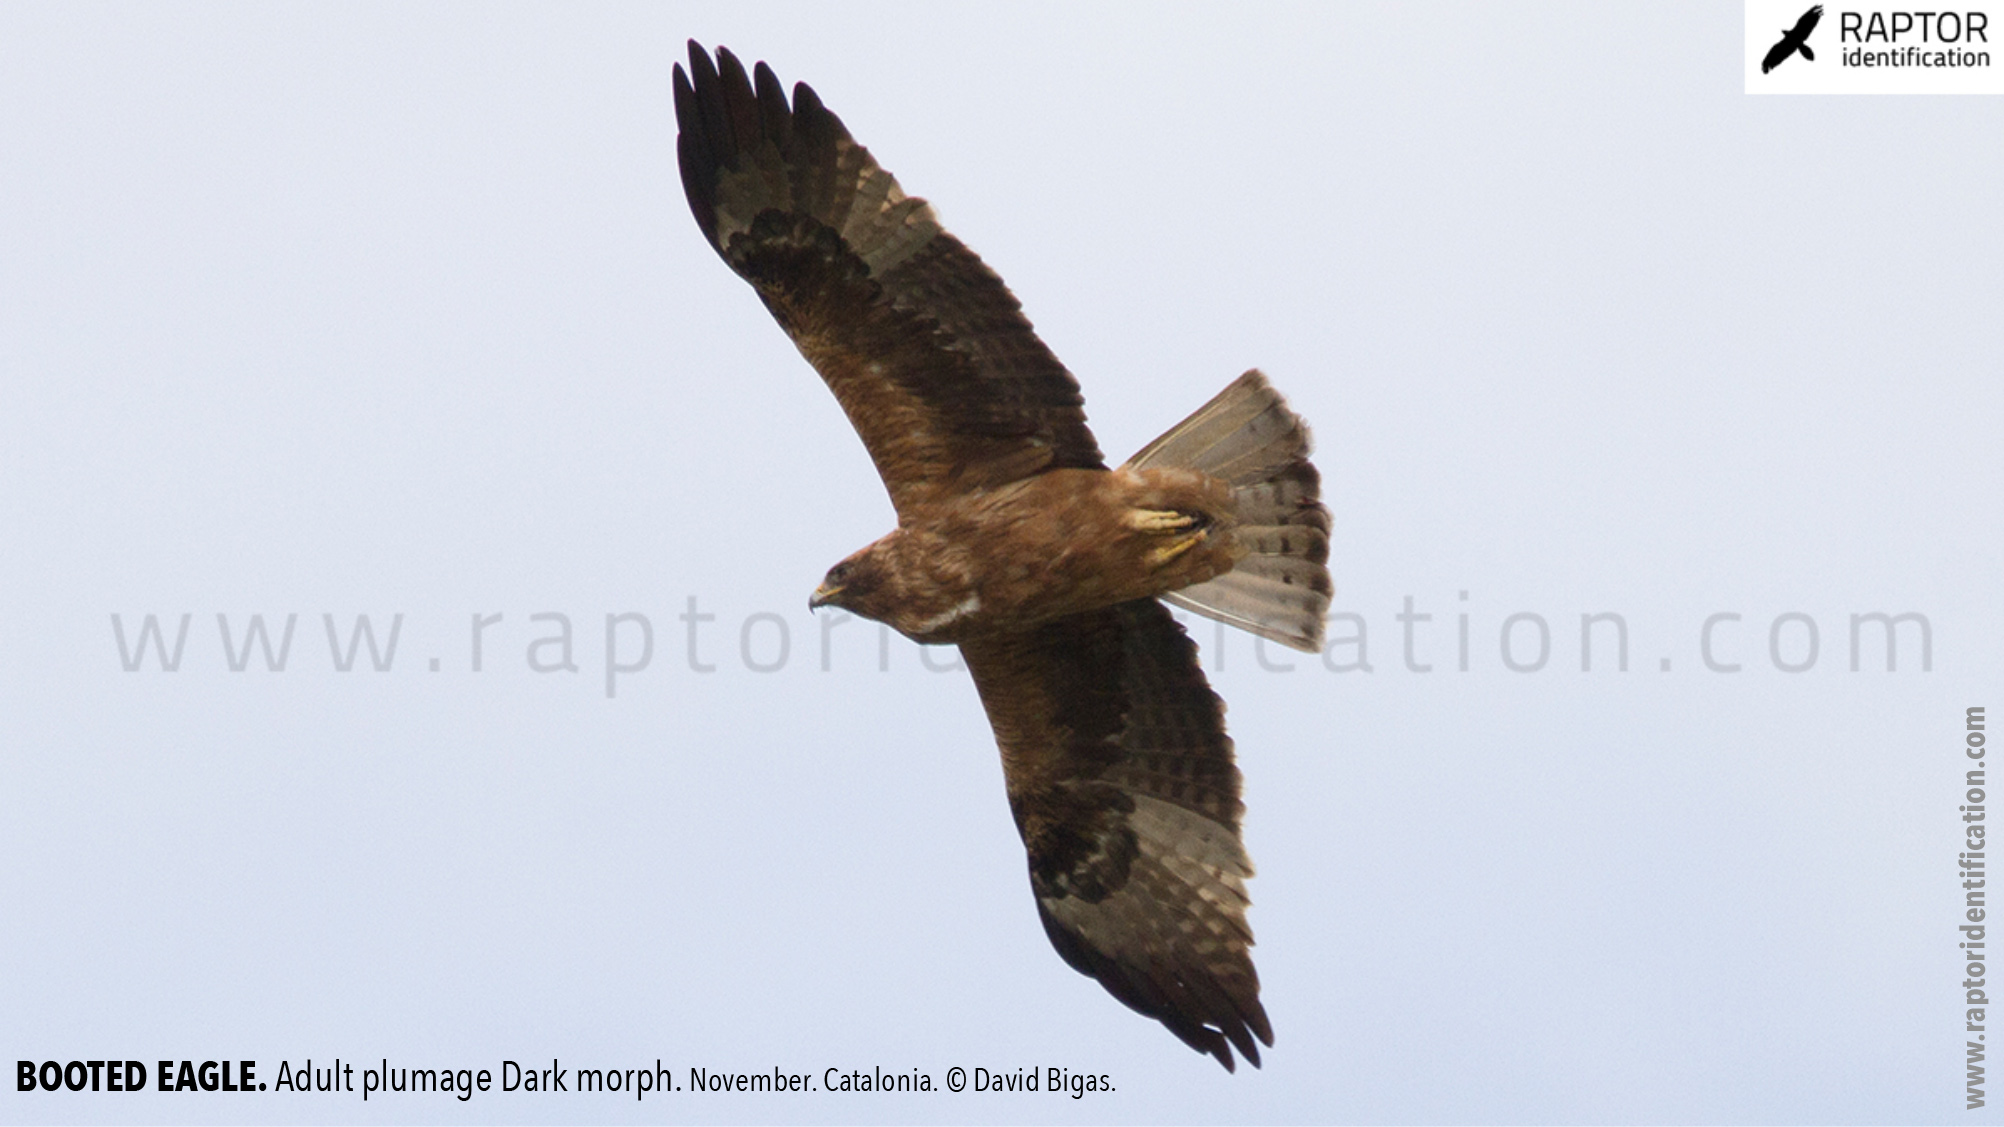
[673,43,1330,1071]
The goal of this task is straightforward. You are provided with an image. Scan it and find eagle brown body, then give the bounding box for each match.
[813,466,1239,643]
[673,43,1331,1071]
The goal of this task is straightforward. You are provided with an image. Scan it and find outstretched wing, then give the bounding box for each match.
[673,43,1104,519]
[1792,4,1824,38]
[959,600,1271,1071]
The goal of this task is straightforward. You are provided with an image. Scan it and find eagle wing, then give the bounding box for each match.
[959,600,1272,1071]
[673,43,1105,519]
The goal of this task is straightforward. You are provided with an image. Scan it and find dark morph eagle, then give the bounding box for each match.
[1763,5,1823,72]
[672,43,1331,1071]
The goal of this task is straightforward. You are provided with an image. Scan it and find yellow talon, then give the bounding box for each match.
[1127,508,1195,533]
[1148,532,1205,567]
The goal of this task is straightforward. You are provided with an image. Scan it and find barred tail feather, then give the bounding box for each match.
[1126,371,1331,653]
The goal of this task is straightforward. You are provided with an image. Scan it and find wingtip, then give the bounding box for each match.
[753,59,783,103]
[685,38,717,84]
[792,79,824,117]
[1200,1017,1266,1072]
[673,41,733,252]
[715,44,749,94]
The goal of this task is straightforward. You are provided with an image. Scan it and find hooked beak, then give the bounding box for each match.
[808,583,842,610]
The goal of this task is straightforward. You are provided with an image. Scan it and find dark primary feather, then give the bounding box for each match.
[960,601,1271,1071]
[673,42,1105,519]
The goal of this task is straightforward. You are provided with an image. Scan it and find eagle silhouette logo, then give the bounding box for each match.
[1763,4,1824,72]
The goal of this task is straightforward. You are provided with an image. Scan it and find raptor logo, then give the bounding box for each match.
[1763,4,1826,71]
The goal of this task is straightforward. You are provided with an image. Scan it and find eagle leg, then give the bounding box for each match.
[1125,508,1198,533]
[1147,529,1209,567]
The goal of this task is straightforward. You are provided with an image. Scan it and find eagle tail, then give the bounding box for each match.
[1800,43,1815,61]
[1125,370,1331,652]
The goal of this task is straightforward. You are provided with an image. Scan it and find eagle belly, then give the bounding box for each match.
[890,467,1240,642]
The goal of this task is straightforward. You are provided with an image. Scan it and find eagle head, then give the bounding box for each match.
[808,545,893,619]
[810,530,984,642]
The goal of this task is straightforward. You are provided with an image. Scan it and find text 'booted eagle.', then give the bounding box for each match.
[673,43,1330,1071]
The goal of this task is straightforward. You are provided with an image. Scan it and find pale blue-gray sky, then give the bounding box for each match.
[3,4,1999,1123]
